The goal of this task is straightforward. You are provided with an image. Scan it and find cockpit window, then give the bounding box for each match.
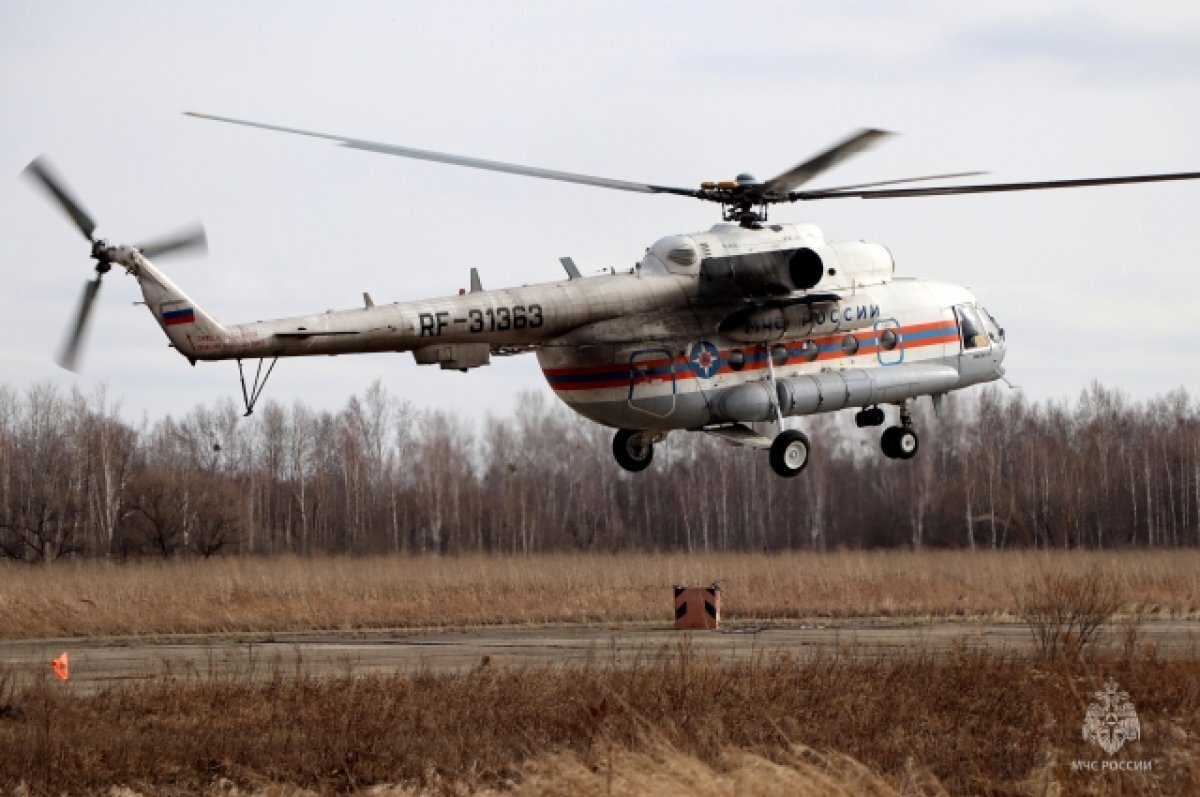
[957,305,989,350]
[980,307,1003,342]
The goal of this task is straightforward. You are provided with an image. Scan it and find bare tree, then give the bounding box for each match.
[3,378,1200,558]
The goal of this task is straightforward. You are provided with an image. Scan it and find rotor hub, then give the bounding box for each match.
[89,239,114,272]
[90,238,108,258]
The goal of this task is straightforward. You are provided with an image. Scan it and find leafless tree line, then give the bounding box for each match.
[0,380,1196,561]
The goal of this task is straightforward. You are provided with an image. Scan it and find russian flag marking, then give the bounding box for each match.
[163,307,195,326]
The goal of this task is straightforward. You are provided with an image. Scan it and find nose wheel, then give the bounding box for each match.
[880,403,919,460]
[881,426,919,459]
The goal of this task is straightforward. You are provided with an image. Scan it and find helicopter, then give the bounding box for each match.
[23,117,1200,477]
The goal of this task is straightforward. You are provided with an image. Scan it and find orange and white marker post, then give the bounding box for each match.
[51,651,69,681]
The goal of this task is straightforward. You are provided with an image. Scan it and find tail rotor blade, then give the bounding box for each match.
[136,224,207,259]
[22,157,97,242]
[58,277,102,372]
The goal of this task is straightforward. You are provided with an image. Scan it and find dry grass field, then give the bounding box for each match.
[2,645,1197,795]
[2,550,1199,639]
[2,552,1199,794]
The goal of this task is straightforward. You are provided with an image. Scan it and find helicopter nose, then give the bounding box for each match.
[992,338,1008,376]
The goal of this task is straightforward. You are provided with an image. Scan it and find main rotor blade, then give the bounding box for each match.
[22,157,97,241]
[186,112,699,198]
[758,128,893,197]
[136,224,208,259]
[804,171,988,194]
[796,171,1200,200]
[58,277,101,372]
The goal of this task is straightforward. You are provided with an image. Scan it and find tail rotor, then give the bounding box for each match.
[21,156,206,372]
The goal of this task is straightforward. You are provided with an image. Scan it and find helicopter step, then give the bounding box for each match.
[700,422,774,449]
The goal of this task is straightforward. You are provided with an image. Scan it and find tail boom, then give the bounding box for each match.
[131,270,697,364]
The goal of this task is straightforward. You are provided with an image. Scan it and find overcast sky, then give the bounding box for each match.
[2,1,1198,427]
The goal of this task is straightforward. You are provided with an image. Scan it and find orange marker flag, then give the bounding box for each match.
[51,651,69,681]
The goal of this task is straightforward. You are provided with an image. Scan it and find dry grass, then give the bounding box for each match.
[477,742,945,797]
[1,645,1196,795]
[2,550,1199,639]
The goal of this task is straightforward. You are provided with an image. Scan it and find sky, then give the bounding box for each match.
[2,1,1199,426]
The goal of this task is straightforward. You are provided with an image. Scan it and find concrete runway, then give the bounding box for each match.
[3,619,1197,693]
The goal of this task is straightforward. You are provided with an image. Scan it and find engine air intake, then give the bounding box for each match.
[788,248,823,290]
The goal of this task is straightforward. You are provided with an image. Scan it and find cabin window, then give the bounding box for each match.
[728,349,745,371]
[878,328,898,351]
[800,340,819,362]
[770,344,789,366]
[841,334,859,355]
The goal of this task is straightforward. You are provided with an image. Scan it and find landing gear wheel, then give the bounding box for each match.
[881,426,919,460]
[612,428,654,472]
[769,429,811,478]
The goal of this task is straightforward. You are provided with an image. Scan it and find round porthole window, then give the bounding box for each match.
[842,334,859,355]
[879,328,898,351]
[771,344,789,366]
[728,349,745,371]
[800,340,819,362]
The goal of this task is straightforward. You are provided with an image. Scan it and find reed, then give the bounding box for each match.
[2,549,1198,639]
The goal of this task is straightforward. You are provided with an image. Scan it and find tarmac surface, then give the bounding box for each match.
[3,619,1197,693]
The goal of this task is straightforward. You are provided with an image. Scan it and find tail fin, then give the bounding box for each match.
[133,253,226,360]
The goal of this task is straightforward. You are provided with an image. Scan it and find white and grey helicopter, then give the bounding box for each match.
[23,118,1200,476]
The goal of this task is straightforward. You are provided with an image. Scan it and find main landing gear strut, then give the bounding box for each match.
[763,340,810,478]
